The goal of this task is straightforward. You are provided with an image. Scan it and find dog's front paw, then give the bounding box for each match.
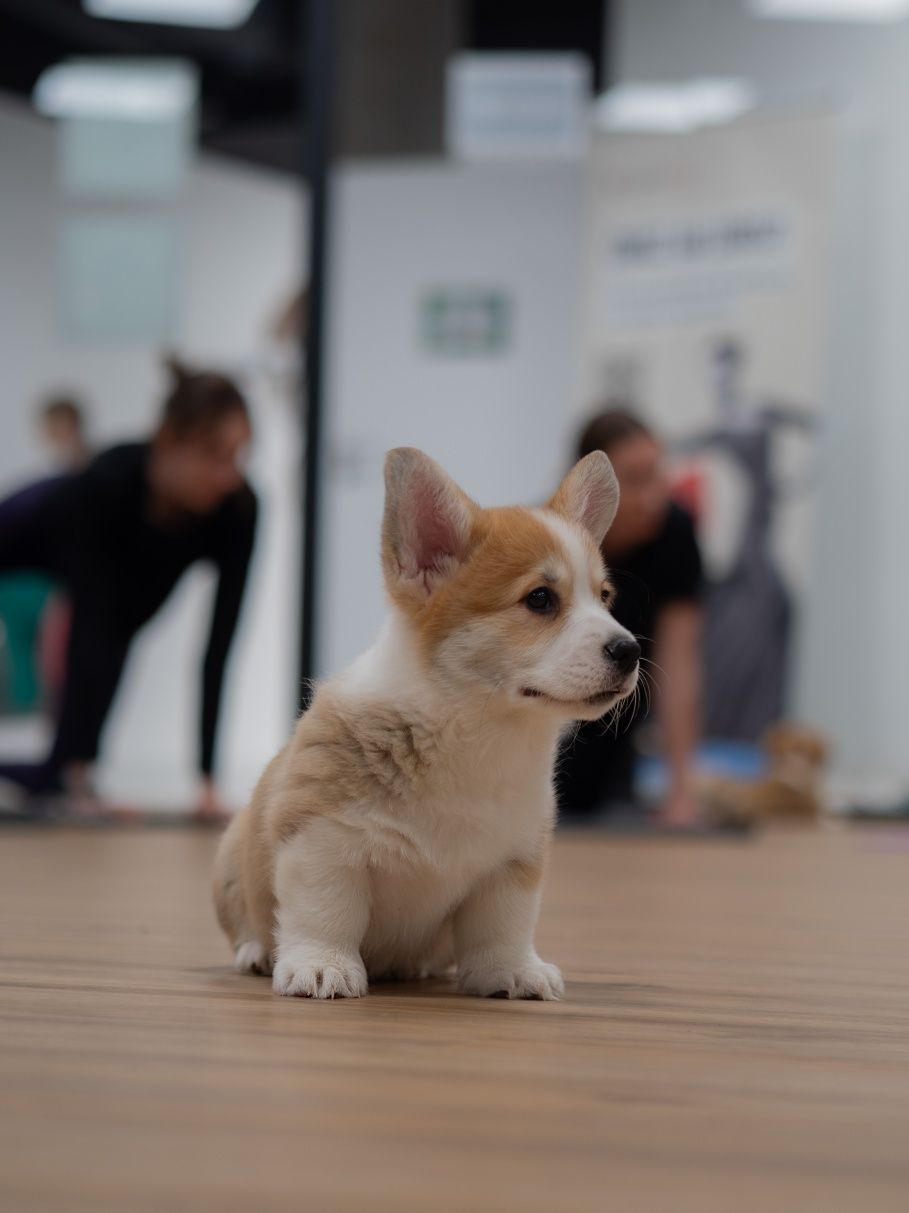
[272,948,368,999]
[234,939,273,976]
[458,955,564,1001]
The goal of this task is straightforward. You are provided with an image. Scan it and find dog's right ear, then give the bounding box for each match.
[382,448,478,603]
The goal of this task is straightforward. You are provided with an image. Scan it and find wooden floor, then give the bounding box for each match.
[1,824,908,1212]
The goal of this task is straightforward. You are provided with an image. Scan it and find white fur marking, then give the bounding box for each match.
[522,510,637,710]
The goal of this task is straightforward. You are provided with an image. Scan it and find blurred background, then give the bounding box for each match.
[0,0,905,819]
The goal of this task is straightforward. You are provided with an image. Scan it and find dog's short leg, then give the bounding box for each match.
[234,939,273,976]
[271,819,370,999]
[454,858,564,1001]
[214,808,272,974]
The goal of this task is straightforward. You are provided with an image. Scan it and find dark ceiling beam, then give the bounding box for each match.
[0,0,609,176]
[0,0,148,54]
[0,0,288,69]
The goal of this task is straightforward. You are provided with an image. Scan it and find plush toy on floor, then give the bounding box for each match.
[699,724,829,827]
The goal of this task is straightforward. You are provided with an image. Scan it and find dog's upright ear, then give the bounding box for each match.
[382,448,479,603]
[547,451,620,547]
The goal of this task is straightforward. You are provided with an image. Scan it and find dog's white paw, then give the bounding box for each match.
[458,956,564,1001]
[272,949,368,999]
[234,940,272,976]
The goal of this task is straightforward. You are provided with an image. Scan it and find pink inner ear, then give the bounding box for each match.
[400,476,466,580]
[580,487,604,534]
[413,495,457,572]
[575,473,618,544]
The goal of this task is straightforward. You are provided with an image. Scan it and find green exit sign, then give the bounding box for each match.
[421,288,512,357]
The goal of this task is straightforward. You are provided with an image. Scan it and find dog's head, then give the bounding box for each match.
[381,448,639,720]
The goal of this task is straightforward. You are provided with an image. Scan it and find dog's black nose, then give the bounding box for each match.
[604,637,641,673]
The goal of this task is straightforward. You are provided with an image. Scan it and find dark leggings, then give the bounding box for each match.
[0,479,131,791]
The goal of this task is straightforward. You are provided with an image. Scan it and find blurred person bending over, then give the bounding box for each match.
[0,359,257,817]
[557,408,703,827]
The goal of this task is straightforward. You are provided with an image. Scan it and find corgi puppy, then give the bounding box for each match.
[213,448,639,1000]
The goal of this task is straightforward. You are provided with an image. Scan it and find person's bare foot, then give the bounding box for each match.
[194,777,232,826]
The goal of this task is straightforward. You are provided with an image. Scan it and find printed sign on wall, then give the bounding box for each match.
[603,207,796,329]
[584,113,834,737]
[420,287,512,357]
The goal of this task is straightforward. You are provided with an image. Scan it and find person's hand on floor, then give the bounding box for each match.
[655,786,703,829]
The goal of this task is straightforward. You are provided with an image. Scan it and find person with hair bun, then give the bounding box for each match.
[0,357,257,818]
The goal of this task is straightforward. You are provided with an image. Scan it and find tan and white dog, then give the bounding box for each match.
[213,448,639,1000]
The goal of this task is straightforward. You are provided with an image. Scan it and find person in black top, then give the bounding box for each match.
[0,358,257,816]
[557,408,703,825]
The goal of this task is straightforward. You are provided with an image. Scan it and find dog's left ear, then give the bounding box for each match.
[382,448,478,602]
[547,451,620,546]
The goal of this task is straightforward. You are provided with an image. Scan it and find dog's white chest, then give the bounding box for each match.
[357,781,550,971]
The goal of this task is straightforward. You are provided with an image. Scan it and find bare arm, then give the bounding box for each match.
[653,600,702,824]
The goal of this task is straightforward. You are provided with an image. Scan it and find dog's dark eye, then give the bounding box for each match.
[601,586,615,608]
[525,586,557,613]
